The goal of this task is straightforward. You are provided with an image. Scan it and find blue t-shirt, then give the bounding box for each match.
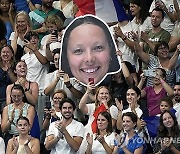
[118,133,144,154]
[14,0,42,13]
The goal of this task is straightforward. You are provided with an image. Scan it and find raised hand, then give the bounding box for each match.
[96,135,105,144]
[113,26,124,38]
[24,135,32,146]
[12,136,19,149]
[86,133,93,145]
[115,98,123,111]
[141,31,149,42]
[56,70,64,80]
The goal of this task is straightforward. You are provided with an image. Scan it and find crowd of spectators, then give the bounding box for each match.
[0,0,180,154]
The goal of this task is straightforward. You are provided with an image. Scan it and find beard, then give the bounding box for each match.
[174,96,180,103]
[62,112,72,120]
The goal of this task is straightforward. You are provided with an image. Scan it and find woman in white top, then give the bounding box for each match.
[0,137,5,154]
[9,11,31,61]
[53,0,75,18]
[85,111,115,154]
[79,85,118,153]
[116,86,143,131]
[129,0,151,32]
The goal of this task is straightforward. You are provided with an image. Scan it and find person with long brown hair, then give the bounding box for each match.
[154,110,180,153]
[79,85,118,153]
[0,45,16,113]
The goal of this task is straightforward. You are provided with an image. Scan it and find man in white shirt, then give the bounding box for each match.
[45,98,84,154]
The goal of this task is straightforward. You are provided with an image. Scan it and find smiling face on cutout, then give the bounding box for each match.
[60,15,121,87]
[67,24,111,85]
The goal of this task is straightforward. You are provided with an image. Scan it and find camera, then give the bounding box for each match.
[45,101,51,110]
[143,69,156,77]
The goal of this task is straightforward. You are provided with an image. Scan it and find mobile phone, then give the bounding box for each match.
[143,69,156,77]
[88,78,94,84]
[45,101,51,110]
[24,32,31,41]
[52,30,58,38]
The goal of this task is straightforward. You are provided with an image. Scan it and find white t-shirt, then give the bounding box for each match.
[122,105,143,118]
[78,104,118,154]
[174,103,180,125]
[131,16,152,33]
[9,32,24,48]
[91,132,115,154]
[149,0,180,33]
[0,137,5,154]
[110,22,139,71]
[46,119,84,154]
[53,1,74,18]
[21,50,49,94]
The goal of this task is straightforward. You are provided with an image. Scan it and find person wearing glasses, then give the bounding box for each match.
[1,84,35,146]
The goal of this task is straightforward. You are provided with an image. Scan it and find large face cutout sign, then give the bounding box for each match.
[60,15,121,86]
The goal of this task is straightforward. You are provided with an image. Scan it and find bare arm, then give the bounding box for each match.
[63,73,83,99]
[24,138,40,154]
[10,29,18,55]
[101,140,114,154]
[6,139,18,154]
[133,34,150,64]
[160,78,174,96]
[24,82,39,106]
[45,135,60,150]
[33,49,49,65]
[63,130,83,152]
[122,146,143,154]
[27,106,35,128]
[6,84,13,105]
[44,70,64,96]
[115,99,123,131]
[45,43,53,62]
[169,144,180,154]
[173,0,180,21]
[169,36,180,52]
[116,51,134,86]
[7,68,17,83]
[8,3,15,30]
[25,41,49,65]
[27,0,41,11]
[1,106,11,133]
[141,31,156,53]
[79,91,89,114]
[168,44,180,69]
[156,1,177,23]
[114,26,135,49]
[79,82,95,114]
